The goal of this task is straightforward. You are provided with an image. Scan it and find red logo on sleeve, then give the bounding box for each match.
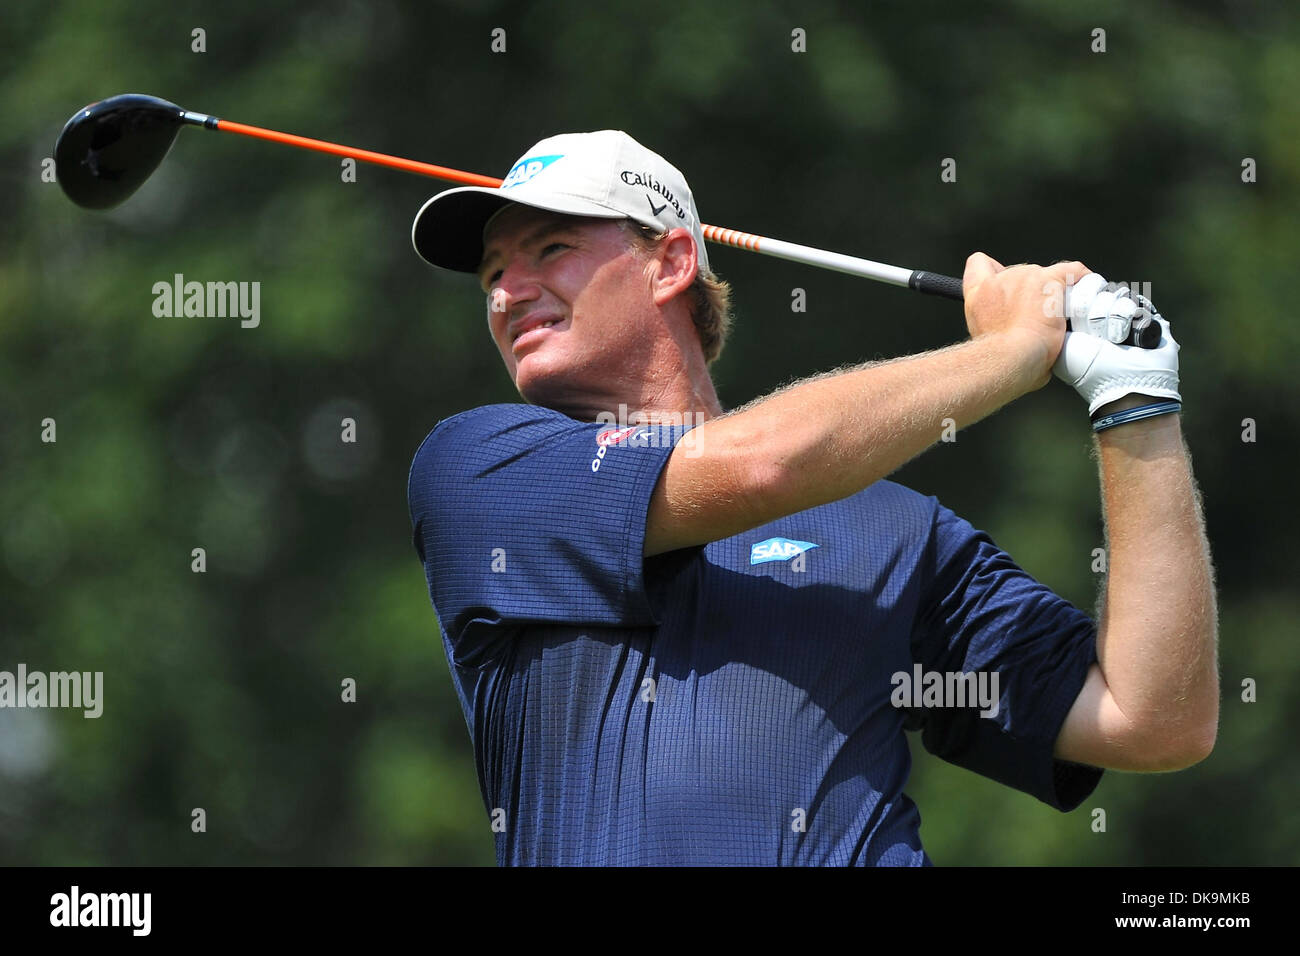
[596,427,640,447]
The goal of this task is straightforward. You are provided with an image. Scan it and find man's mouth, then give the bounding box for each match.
[512,317,565,351]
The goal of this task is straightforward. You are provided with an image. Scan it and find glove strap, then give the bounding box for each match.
[1092,400,1182,433]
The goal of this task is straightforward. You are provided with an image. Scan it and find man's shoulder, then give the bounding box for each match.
[841,479,942,518]
[406,403,602,507]
[773,480,945,553]
[829,482,1011,568]
[411,403,576,460]
[848,481,994,540]
[425,402,570,439]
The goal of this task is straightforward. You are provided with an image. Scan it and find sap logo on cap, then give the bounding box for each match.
[502,154,563,189]
[750,537,820,565]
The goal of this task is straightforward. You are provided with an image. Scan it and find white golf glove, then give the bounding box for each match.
[1053,272,1181,416]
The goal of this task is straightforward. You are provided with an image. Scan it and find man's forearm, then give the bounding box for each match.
[725,334,1034,518]
[645,257,1075,558]
[1093,400,1219,758]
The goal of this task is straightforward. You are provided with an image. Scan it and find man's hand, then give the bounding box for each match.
[1053,275,1181,415]
[962,253,1088,392]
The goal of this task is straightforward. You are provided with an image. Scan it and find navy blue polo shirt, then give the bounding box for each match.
[407,403,1103,865]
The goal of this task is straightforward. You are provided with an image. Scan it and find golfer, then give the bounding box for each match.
[406,130,1218,865]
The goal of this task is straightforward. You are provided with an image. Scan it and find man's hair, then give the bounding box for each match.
[622,221,733,365]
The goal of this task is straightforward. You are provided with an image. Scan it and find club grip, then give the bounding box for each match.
[908,270,965,301]
[907,268,1160,349]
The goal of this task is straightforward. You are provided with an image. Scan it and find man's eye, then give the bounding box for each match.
[542,243,567,256]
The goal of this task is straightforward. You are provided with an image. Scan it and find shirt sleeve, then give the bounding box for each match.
[407,404,694,654]
[907,500,1104,811]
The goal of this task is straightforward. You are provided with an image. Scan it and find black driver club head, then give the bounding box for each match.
[54,94,189,210]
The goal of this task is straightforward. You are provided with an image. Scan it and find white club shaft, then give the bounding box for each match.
[701,224,913,286]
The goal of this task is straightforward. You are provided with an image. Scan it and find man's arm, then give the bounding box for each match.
[646,336,1033,555]
[645,254,1079,557]
[1053,394,1219,771]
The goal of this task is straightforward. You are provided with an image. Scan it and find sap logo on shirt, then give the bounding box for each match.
[501,154,563,188]
[750,537,819,565]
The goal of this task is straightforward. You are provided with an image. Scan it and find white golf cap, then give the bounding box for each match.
[410,130,711,276]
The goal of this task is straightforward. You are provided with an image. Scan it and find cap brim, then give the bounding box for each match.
[410,187,633,273]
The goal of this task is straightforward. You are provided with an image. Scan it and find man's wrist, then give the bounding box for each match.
[1092,394,1182,438]
[971,330,1053,400]
[1094,393,1154,416]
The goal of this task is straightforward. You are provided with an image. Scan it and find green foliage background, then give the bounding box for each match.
[1,0,1296,865]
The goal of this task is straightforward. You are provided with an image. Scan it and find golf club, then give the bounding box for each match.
[53,93,1161,346]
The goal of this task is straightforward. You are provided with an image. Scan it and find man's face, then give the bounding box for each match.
[478,205,657,411]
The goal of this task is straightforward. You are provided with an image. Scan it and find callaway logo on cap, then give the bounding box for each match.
[410,130,711,275]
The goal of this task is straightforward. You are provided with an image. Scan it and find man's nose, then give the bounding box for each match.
[489,262,541,320]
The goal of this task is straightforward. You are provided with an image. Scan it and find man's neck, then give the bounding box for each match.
[543,370,725,424]
[553,399,724,425]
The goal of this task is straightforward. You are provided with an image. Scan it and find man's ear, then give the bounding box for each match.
[650,228,698,307]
